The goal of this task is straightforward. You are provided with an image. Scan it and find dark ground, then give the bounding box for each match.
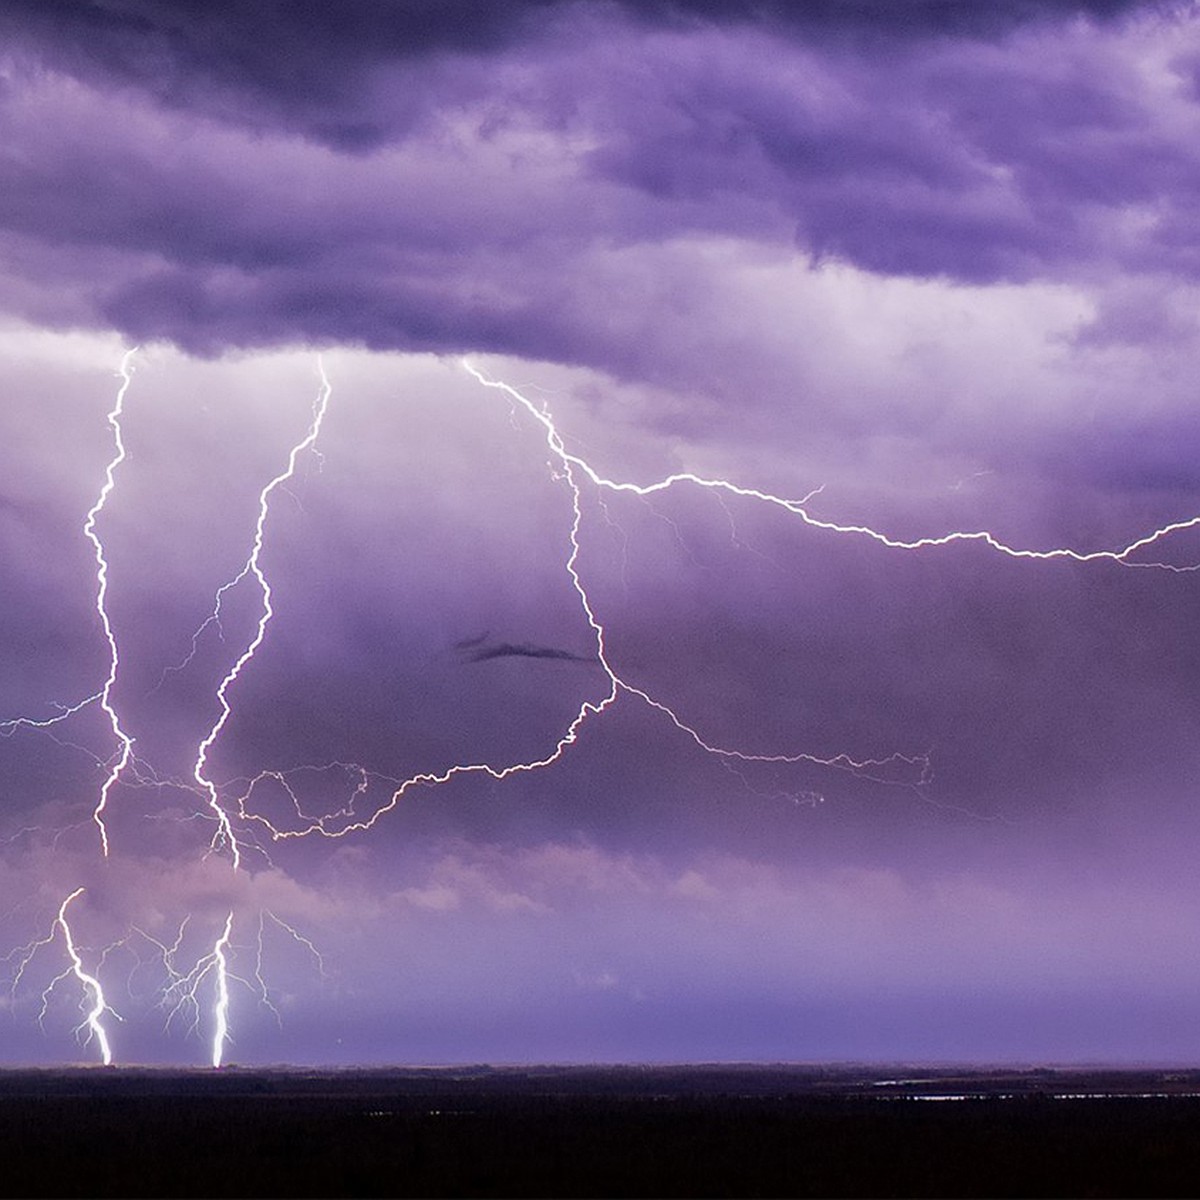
[3,1064,1200,1197]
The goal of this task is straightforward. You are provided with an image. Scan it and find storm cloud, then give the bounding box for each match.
[0,0,1198,365]
[3,0,1200,1067]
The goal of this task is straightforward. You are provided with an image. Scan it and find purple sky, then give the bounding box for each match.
[4,0,1200,1067]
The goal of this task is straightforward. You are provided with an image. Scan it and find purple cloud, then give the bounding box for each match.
[0,4,1197,367]
[3,1,1200,1068]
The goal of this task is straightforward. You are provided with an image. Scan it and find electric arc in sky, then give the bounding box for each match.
[7,345,1200,1066]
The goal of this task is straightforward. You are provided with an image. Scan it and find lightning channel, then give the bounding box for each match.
[87,348,139,856]
[216,356,1200,852]
[192,358,332,868]
[462,363,1200,571]
[11,348,1200,1066]
[234,359,925,844]
[54,887,114,1065]
[210,912,233,1068]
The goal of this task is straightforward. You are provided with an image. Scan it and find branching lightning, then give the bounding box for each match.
[226,358,1200,845]
[4,353,331,1066]
[6,888,116,1064]
[55,888,116,1065]
[86,349,140,856]
[175,358,331,1062]
[6,348,1200,1066]
[192,357,332,869]
[462,364,1200,571]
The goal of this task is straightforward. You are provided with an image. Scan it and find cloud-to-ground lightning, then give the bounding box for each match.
[209,912,233,1068]
[1,350,140,847]
[8,348,1200,1065]
[4,354,334,1066]
[176,358,331,1062]
[55,888,116,1066]
[7,888,116,1064]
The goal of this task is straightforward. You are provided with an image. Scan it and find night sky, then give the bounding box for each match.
[4,0,1200,1067]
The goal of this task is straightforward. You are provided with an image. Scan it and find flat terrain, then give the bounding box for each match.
[3,1064,1200,1197]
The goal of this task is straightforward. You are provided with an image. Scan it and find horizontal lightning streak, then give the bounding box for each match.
[463,364,1200,570]
[0,692,104,738]
[250,355,1199,839]
[239,359,935,843]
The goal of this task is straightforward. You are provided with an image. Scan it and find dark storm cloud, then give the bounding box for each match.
[6,3,1200,1075]
[3,6,1200,368]
[0,0,560,149]
[0,0,1172,150]
[1,1,1165,76]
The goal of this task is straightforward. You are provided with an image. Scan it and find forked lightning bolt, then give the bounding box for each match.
[8,349,1200,1067]
[223,359,1200,846]
[86,348,139,855]
[192,357,332,869]
[55,888,115,1065]
[116,909,319,1066]
[0,352,140,748]
[7,888,115,1064]
[184,359,330,1061]
[462,364,1200,570]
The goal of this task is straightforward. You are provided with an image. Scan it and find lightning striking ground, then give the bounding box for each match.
[7,350,1200,1065]
[5,354,333,1065]
[209,912,233,1068]
[7,888,116,1065]
[56,888,115,1065]
[180,359,331,1061]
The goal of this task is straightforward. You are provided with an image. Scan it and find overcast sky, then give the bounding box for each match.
[5,0,1200,1067]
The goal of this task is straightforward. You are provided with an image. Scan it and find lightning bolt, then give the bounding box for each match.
[210,912,233,1068]
[192,357,332,868]
[179,359,331,1061]
[236,355,1200,845]
[87,348,139,856]
[234,359,625,841]
[56,888,115,1065]
[0,692,104,738]
[5,352,336,1066]
[462,363,1200,571]
[7,889,117,1065]
[9,347,1200,1067]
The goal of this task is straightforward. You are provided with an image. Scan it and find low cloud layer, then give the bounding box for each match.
[1,3,1199,366]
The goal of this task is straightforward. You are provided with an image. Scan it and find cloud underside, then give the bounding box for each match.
[0,1,1196,367]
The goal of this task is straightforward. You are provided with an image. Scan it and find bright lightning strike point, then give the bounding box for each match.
[57,887,114,1066]
[88,348,139,856]
[210,912,233,1068]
